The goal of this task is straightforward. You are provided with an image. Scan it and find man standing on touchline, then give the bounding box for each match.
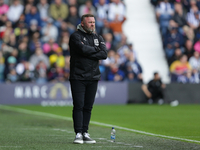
[69,14,108,144]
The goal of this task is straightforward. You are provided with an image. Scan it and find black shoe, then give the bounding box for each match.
[83,133,96,144]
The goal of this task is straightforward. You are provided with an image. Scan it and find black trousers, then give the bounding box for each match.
[70,80,98,134]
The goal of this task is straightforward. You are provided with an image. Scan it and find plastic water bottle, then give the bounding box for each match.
[110,127,116,142]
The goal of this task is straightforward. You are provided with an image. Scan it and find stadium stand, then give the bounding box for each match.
[151,0,200,83]
[0,0,146,83]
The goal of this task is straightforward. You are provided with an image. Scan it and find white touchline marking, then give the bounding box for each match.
[0,146,22,148]
[1,105,200,144]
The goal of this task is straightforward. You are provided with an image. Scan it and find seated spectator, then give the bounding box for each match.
[7,33,18,49]
[107,63,125,81]
[49,0,69,28]
[95,0,109,34]
[41,18,58,43]
[79,0,96,17]
[186,5,200,30]
[170,54,192,82]
[0,0,9,15]
[25,6,42,28]
[48,65,65,82]
[28,19,40,40]
[6,68,19,83]
[172,2,187,28]
[66,6,81,34]
[156,0,174,35]
[16,59,35,80]
[35,60,48,84]
[177,70,197,83]
[193,38,200,53]
[189,50,200,71]
[102,33,114,50]
[108,0,126,22]
[184,39,194,59]
[0,21,13,43]
[4,56,17,80]
[124,52,143,82]
[18,42,31,61]
[7,0,24,23]
[29,47,50,68]
[49,47,65,68]
[59,35,70,56]
[141,72,165,104]
[163,27,184,59]
[14,21,28,40]
[168,48,182,66]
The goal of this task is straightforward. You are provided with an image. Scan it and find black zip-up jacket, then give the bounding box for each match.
[69,24,108,80]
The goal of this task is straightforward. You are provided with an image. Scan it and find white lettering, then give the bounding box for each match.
[41,86,48,98]
[24,86,32,98]
[99,85,106,98]
[14,86,23,98]
[32,86,40,98]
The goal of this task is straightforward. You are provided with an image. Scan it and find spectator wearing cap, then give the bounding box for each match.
[0,0,9,15]
[4,56,17,80]
[49,47,65,68]
[41,18,58,43]
[7,0,24,23]
[25,6,42,28]
[50,0,69,28]
[28,19,40,39]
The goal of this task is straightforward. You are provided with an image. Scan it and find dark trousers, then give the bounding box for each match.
[70,80,98,134]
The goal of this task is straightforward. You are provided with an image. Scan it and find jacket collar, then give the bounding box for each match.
[77,24,94,34]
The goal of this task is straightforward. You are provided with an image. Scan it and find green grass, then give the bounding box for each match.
[1,105,200,150]
[11,104,200,141]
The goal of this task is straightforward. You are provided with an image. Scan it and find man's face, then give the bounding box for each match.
[81,17,95,33]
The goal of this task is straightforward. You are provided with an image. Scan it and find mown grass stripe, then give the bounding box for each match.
[0,105,200,144]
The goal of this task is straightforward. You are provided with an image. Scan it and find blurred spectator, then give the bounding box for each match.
[7,33,18,49]
[28,19,40,39]
[194,38,200,53]
[25,6,42,28]
[170,54,192,81]
[48,65,65,82]
[37,0,49,26]
[107,63,125,81]
[35,60,48,84]
[189,50,200,71]
[42,38,59,56]
[184,39,194,59]
[1,21,13,43]
[168,48,182,66]
[6,68,18,83]
[16,59,34,80]
[59,35,70,56]
[18,41,31,61]
[0,0,9,15]
[4,56,17,80]
[14,21,28,40]
[186,5,200,30]
[163,27,184,59]
[108,0,126,22]
[79,0,96,17]
[49,0,69,28]
[102,33,114,50]
[29,47,50,68]
[7,0,24,23]
[156,0,174,35]
[66,6,81,33]
[107,15,126,46]
[95,0,109,34]
[49,47,65,68]
[124,53,143,82]
[41,18,58,43]
[173,2,187,27]
[141,72,165,104]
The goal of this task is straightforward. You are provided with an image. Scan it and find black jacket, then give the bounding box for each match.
[69,24,108,80]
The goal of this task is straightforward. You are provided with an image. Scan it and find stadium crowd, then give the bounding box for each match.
[0,0,144,84]
[151,0,200,83]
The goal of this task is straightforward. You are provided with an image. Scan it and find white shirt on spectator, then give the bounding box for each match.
[187,12,200,27]
[96,3,108,20]
[37,3,49,20]
[189,56,200,70]
[41,24,58,43]
[108,1,126,21]
[156,2,174,15]
[7,4,24,22]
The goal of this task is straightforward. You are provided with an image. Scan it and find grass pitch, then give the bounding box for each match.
[0,104,200,150]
